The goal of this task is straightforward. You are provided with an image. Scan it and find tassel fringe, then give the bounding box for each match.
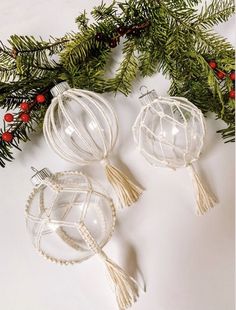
[78,222,140,310]
[103,162,143,207]
[102,255,139,310]
[188,164,217,215]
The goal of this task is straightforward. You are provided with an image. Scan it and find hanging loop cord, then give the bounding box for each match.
[100,158,143,208]
[188,164,217,215]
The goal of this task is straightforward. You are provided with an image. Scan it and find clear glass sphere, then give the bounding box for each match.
[133,92,205,169]
[43,84,118,165]
[26,172,115,264]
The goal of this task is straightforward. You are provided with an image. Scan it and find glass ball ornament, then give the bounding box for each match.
[132,88,217,215]
[43,82,142,207]
[25,167,139,309]
[25,168,115,264]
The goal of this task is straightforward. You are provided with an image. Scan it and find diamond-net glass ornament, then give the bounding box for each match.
[25,168,139,309]
[132,89,217,215]
[43,82,142,208]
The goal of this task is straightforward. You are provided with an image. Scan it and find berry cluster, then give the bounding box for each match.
[95,21,149,48]
[208,59,235,100]
[1,94,46,143]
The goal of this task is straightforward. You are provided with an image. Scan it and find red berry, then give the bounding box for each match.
[95,33,105,42]
[217,70,226,79]
[1,132,13,142]
[229,89,235,99]
[20,102,29,111]
[20,113,30,122]
[109,39,117,48]
[130,28,140,36]
[4,113,14,122]
[229,71,235,81]
[117,26,127,35]
[36,94,46,103]
[208,60,217,69]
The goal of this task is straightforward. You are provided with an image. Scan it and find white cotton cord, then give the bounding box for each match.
[132,95,206,169]
[71,88,119,153]
[41,177,63,193]
[78,222,139,310]
[25,170,116,265]
[43,84,143,208]
[188,164,217,215]
[101,158,143,208]
[63,92,106,157]
[133,93,218,215]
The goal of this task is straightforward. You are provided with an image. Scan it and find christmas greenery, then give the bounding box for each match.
[0,0,235,167]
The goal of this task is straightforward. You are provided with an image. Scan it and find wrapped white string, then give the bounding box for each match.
[25,169,140,308]
[25,170,116,265]
[43,82,143,207]
[78,222,139,310]
[133,90,217,214]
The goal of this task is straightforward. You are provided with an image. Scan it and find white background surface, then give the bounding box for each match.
[0,1,235,310]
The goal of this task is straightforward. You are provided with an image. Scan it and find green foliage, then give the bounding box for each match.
[0,0,235,167]
[0,42,17,81]
[92,1,117,21]
[61,30,99,71]
[0,88,50,167]
[7,35,67,80]
[76,11,89,30]
[107,41,138,94]
[197,0,235,28]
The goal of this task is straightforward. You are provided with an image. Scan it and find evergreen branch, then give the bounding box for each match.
[138,47,159,76]
[71,47,112,91]
[163,0,201,8]
[0,112,44,167]
[217,123,235,143]
[0,88,51,167]
[60,27,103,72]
[75,11,89,30]
[107,41,138,94]
[9,35,68,54]
[195,29,234,55]
[161,0,198,23]
[92,1,117,21]
[197,0,235,28]
[0,0,235,167]
[0,42,18,81]
[0,76,56,109]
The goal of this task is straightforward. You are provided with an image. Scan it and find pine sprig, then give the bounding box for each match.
[8,35,67,80]
[195,29,234,55]
[91,1,117,21]
[0,94,50,167]
[71,47,112,91]
[197,0,235,29]
[0,75,57,109]
[0,42,17,81]
[76,11,89,30]
[60,28,103,72]
[107,41,138,94]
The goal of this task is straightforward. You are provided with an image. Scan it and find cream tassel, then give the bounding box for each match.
[188,164,217,215]
[101,158,143,207]
[78,222,139,309]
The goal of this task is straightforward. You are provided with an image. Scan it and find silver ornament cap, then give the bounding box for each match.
[30,167,52,186]
[50,82,70,97]
[139,87,159,106]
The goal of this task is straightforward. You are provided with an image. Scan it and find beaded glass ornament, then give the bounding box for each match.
[43,82,142,208]
[132,88,217,215]
[25,168,139,309]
